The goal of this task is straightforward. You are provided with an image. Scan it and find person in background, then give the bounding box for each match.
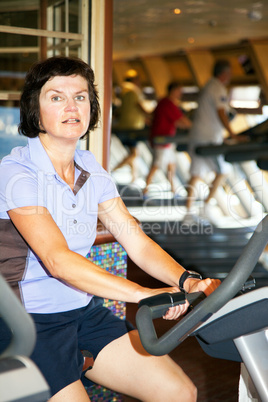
[184,59,238,225]
[143,81,192,198]
[112,69,149,182]
[0,56,221,401]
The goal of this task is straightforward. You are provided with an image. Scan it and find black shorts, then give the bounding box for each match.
[0,296,135,397]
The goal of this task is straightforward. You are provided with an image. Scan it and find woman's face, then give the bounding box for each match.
[39,74,91,142]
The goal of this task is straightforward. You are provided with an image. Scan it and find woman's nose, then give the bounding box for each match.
[65,98,78,111]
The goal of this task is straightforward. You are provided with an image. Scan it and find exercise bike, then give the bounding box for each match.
[136,215,268,401]
[0,274,50,401]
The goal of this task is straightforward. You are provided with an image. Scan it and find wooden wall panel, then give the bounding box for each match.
[142,56,172,98]
[249,40,268,103]
[186,50,214,88]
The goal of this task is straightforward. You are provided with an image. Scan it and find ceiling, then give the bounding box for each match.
[113,0,268,60]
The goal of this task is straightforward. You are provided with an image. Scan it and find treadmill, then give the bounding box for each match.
[195,118,268,214]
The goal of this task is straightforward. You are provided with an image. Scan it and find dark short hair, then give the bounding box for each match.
[213,59,231,77]
[18,56,100,139]
[167,81,181,94]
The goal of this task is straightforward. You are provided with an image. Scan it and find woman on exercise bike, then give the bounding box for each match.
[0,56,220,402]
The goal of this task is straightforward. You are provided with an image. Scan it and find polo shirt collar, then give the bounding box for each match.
[28,136,55,174]
[28,137,90,194]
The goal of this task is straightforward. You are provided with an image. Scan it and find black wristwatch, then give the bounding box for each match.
[179,270,202,293]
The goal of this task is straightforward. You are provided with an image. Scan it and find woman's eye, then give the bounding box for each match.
[75,95,85,101]
[51,96,61,101]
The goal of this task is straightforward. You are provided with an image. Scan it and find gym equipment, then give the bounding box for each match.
[0,274,50,402]
[194,120,268,215]
[196,141,268,163]
[195,118,268,161]
[136,215,268,401]
[112,127,189,152]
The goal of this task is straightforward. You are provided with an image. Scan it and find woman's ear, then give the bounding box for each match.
[39,120,45,132]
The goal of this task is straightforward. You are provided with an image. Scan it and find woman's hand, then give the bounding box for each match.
[141,276,221,321]
[139,286,189,321]
[163,303,189,320]
[162,278,221,319]
[184,277,221,296]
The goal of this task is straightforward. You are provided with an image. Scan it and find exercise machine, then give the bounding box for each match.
[195,118,268,162]
[195,119,268,214]
[0,274,50,402]
[136,215,268,401]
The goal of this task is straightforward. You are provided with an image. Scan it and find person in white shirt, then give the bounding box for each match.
[184,60,237,224]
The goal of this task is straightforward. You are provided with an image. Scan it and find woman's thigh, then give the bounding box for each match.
[49,380,90,402]
[85,330,197,402]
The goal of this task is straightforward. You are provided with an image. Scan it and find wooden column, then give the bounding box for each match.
[40,0,47,60]
[90,0,113,170]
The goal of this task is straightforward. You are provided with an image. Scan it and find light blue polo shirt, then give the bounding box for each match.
[0,137,119,314]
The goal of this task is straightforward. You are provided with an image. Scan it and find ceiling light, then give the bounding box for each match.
[173,8,181,15]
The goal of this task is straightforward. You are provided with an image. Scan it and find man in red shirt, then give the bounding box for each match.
[144,81,192,197]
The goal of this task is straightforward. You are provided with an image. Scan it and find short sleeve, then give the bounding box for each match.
[76,150,120,205]
[90,168,120,204]
[0,163,45,212]
[160,98,183,123]
[168,104,183,122]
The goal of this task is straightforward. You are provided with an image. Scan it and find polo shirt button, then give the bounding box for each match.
[73,219,77,224]
[72,204,76,208]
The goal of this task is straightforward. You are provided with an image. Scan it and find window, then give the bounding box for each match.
[0,0,89,159]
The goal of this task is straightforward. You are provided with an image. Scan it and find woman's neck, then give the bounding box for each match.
[39,134,77,189]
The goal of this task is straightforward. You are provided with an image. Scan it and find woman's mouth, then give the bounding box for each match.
[62,118,80,124]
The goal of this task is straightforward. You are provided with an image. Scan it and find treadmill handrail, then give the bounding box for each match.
[136,215,268,356]
[195,142,268,157]
[0,274,36,358]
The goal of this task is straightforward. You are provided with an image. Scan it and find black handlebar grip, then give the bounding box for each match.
[138,292,186,318]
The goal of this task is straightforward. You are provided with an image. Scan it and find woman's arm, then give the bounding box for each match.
[98,197,220,296]
[99,197,183,286]
[7,206,153,304]
[8,199,219,320]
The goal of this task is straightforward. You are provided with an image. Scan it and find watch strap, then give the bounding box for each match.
[179,270,202,293]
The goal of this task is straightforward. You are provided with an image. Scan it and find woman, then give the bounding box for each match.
[0,56,220,401]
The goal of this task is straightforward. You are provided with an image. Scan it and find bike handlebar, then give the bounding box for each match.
[136,215,268,356]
